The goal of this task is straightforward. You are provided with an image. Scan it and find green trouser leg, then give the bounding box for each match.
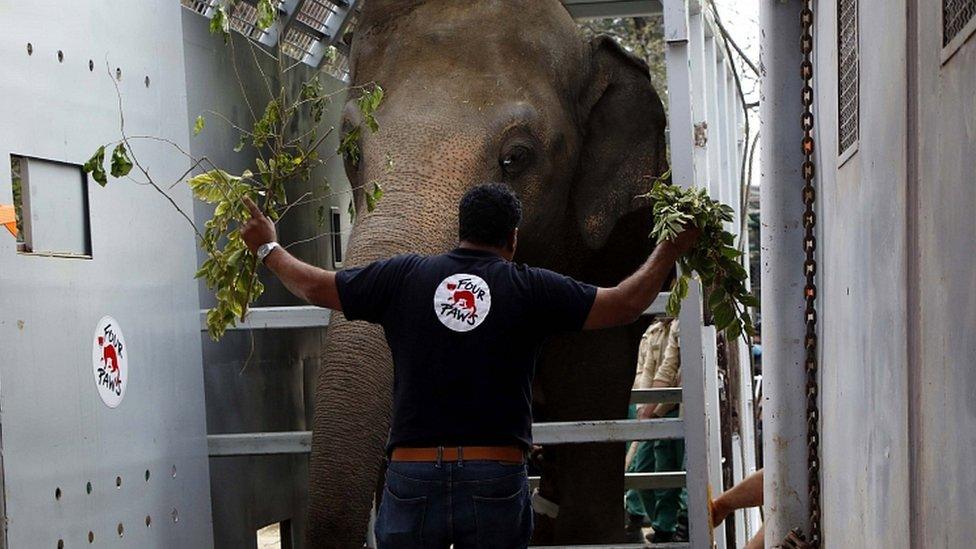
[625,405,657,518]
[650,410,685,533]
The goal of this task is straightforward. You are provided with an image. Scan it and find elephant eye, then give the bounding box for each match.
[499,145,534,178]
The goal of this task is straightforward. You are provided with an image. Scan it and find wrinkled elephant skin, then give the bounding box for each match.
[307,0,668,545]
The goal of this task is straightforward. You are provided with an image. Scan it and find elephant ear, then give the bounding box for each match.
[573,35,668,250]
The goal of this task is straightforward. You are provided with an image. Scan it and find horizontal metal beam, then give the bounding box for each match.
[643,292,671,316]
[630,388,683,404]
[533,418,683,444]
[208,419,684,456]
[200,305,330,331]
[529,471,685,490]
[562,0,663,18]
[531,542,691,549]
[208,431,311,456]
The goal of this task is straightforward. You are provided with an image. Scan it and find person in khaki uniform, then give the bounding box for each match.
[625,319,686,543]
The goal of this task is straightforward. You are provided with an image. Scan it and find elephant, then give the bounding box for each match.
[308,0,669,545]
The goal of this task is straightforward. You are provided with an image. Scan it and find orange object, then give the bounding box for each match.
[0,204,17,237]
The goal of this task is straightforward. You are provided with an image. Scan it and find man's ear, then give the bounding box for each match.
[573,35,669,250]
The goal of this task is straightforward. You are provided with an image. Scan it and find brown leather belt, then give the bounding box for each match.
[390,446,525,463]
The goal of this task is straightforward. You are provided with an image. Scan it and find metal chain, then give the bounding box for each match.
[799,0,822,546]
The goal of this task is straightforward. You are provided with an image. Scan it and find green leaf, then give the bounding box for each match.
[256,0,277,30]
[365,182,384,212]
[84,145,108,186]
[338,126,362,166]
[193,115,205,136]
[210,6,230,38]
[110,143,133,178]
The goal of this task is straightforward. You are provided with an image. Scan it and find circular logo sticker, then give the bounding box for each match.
[433,274,492,332]
[92,316,128,408]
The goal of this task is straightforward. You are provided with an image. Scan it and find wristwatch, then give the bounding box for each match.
[256,242,281,263]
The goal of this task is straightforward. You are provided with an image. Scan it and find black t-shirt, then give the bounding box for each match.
[335,247,597,451]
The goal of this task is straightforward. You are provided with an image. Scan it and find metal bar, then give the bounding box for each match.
[702,325,727,548]
[760,0,811,542]
[529,471,686,491]
[562,0,663,18]
[663,2,713,547]
[643,292,671,316]
[200,305,331,331]
[208,419,683,457]
[208,431,311,456]
[533,418,684,444]
[689,11,711,189]
[630,388,683,404]
[704,36,723,201]
[531,542,692,549]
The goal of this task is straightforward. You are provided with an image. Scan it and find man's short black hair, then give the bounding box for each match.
[458,183,523,248]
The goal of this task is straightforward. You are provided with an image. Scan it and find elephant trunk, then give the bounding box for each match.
[306,125,483,546]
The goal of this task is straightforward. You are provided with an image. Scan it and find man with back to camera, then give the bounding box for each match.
[241,183,698,548]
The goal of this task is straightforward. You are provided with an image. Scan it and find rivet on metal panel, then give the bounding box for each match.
[171,508,179,523]
[146,515,152,527]
[117,523,124,538]
[115,67,122,81]
[86,481,92,494]
[88,530,94,543]
[144,75,151,88]
[89,59,94,72]
[145,469,151,482]
[116,475,122,489]
[27,43,33,55]
[57,50,64,63]
[55,487,62,501]
[171,464,177,478]
[58,540,64,549]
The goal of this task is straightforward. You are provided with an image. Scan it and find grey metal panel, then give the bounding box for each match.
[812,0,913,546]
[181,8,352,546]
[19,157,91,256]
[209,432,312,457]
[0,1,214,547]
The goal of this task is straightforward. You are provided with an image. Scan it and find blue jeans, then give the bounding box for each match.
[375,459,533,548]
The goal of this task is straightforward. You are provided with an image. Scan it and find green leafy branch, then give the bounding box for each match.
[642,174,758,342]
[83,6,385,339]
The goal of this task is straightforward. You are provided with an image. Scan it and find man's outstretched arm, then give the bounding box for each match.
[240,197,343,311]
[583,229,698,330]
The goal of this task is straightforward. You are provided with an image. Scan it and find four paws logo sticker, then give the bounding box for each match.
[92,316,128,408]
[433,274,491,332]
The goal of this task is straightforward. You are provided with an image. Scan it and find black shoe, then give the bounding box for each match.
[625,512,645,532]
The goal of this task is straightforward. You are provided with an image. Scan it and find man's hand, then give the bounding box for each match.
[241,197,277,254]
[637,405,659,420]
[668,226,701,257]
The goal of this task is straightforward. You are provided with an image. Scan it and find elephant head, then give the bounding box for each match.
[308,0,667,544]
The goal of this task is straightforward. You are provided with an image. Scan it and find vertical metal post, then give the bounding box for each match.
[760,0,810,544]
[664,2,715,548]
[715,58,733,227]
[702,325,727,549]
[689,9,711,186]
[704,35,723,200]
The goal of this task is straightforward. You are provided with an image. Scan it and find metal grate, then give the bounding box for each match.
[296,0,343,31]
[838,0,859,155]
[281,27,317,61]
[228,2,269,40]
[180,0,215,15]
[944,0,976,46]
